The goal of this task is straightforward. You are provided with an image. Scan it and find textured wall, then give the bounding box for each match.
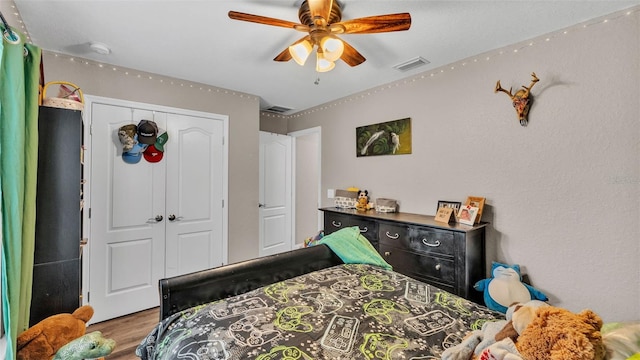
[288,9,640,321]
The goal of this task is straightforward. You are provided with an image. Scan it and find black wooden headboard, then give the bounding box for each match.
[159,244,343,320]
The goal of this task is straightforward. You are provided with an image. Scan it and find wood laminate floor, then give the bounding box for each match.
[86,307,160,360]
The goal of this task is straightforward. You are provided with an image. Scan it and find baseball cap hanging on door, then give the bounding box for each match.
[118,124,137,151]
[137,120,158,144]
[122,135,148,164]
[154,131,169,152]
[143,144,164,163]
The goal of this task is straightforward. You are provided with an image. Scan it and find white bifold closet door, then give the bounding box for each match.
[86,98,227,323]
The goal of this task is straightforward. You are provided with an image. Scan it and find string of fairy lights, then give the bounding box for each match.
[3,1,638,119]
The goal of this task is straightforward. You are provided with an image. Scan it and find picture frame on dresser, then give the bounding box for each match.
[436,200,461,212]
[464,196,485,223]
[458,205,479,226]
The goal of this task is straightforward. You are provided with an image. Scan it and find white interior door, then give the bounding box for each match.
[259,132,292,257]
[290,127,322,247]
[86,97,228,323]
[164,113,225,278]
[88,103,167,323]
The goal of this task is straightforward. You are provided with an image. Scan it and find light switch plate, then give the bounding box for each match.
[327,189,335,198]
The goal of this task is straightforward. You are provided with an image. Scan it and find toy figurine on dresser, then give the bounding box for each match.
[355,190,373,211]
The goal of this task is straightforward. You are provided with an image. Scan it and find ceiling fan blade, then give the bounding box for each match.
[274,48,293,62]
[333,13,411,34]
[273,35,312,62]
[340,40,366,67]
[307,0,333,23]
[228,11,306,30]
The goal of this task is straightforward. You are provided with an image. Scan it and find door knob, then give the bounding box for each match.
[258,203,265,208]
[147,215,163,223]
[168,214,184,221]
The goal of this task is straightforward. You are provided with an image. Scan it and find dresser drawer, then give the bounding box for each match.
[380,244,455,286]
[378,222,409,245]
[324,212,378,248]
[324,213,351,233]
[407,227,455,258]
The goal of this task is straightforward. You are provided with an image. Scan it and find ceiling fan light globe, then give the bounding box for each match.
[316,55,335,72]
[320,36,344,62]
[289,40,313,66]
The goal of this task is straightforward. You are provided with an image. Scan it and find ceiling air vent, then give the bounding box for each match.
[264,105,293,114]
[393,56,430,72]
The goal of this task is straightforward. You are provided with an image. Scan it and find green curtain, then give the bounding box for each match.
[0,25,42,359]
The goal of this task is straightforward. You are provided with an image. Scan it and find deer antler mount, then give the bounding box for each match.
[495,72,539,126]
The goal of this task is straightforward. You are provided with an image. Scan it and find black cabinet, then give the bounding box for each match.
[29,106,83,326]
[321,207,487,303]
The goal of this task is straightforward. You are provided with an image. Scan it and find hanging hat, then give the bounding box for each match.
[118,124,137,152]
[122,135,148,164]
[143,144,164,163]
[122,151,142,164]
[154,131,169,152]
[137,120,158,145]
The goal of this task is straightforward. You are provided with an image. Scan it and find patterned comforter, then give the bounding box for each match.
[136,264,503,360]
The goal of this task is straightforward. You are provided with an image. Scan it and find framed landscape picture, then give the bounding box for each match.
[356,118,412,157]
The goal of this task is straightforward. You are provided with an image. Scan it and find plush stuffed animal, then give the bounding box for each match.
[17,305,94,360]
[446,301,607,360]
[516,305,606,360]
[53,331,116,360]
[474,261,548,313]
[495,300,550,343]
[355,189,373,211]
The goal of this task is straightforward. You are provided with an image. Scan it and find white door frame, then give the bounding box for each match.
[82,95,229,311]
[289,126,322,247]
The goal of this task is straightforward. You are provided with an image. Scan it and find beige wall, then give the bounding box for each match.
[288,9,640,322]
[260,113,288,134]
[42,53,260,263]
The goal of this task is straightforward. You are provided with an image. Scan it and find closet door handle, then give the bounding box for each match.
[147,215,163,223]
[168,214,184,222]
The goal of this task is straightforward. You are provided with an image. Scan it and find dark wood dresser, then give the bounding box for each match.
[320,207,487,303]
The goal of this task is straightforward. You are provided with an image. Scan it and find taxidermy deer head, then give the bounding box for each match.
[495,72,539,126]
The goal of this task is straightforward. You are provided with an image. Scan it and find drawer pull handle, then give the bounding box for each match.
[384,251,391,257]
[422,238,441,247]
[359,227,368,233]
[332,221,342,227]
[435,264,441,271]
[385,231,399,239]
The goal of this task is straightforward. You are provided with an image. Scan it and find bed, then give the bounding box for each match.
[136,228,503,360]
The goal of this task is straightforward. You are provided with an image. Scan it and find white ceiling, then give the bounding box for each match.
[6,0,640,114]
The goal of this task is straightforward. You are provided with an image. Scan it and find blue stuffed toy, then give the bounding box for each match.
[474,261,548,313]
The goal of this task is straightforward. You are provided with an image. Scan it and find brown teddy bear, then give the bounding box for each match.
[516,305,606,360]
[17,305,94,360]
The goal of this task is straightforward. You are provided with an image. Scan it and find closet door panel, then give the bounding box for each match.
[88,103,167,323]
[165,113,225,278]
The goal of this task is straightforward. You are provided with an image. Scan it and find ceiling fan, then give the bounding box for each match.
[228,0,411,72]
